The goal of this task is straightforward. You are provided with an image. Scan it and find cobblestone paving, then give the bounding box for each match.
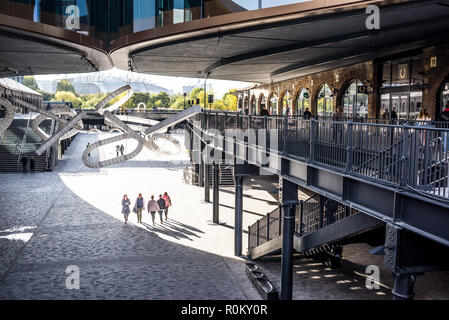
[0,133,260,300]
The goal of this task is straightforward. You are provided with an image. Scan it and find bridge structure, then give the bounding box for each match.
[1,0,449,301]
[186,110,449,300]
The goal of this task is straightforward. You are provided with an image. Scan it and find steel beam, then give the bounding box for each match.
[204,163,210,203]
[213,163,220,224]
[280,179,298,301]
[235,175,243,256]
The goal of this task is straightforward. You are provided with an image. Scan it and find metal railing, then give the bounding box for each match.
[197,111,449,200]
[248,206,283,250]
[248,194,358,251]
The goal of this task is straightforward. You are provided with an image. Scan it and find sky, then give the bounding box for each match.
[34,68,253,98]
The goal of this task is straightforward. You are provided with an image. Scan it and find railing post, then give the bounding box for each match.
[280,200,298,301]
[319,195,324,228]
[283,116,288,156]
[379,150,385,180]
[256,220,260,246]
[310,119,316,163]
[299,200,304,236]
[346,121,353,173]
[400,126,410,187]
[248,225,251,251]
[278,206,282,236]
[266,212,270,242]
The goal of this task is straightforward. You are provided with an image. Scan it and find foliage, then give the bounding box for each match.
[52,91,82,108]
[36,90,55,102]
[23,76,39,91]
[56,79,76,94]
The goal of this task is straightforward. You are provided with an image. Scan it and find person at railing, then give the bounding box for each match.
[416,108,432,146]
[260,106,269,117]
[391,107,398,124]
[30,156,35,173]
[303,107,312,120]
[244,107,249,116]
[437,103,449,152]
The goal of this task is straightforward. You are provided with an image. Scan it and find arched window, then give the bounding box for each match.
[282,91,292,116]
[259,94,267,114]
[316,84,333,117]
[295,88,311,116]
[244,96,249,114]
[342,80,368,118]
[270,93,278,115]
[439,78,449,117]
[250,95,256,115]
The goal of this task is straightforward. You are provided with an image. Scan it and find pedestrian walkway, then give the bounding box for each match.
[0,132,261,299]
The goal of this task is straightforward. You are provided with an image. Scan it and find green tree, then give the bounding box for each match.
[23,76,39,91]
[53,91,82,108]
[156,91,171,109]
[36,90,54,102]
[56,79,76,94]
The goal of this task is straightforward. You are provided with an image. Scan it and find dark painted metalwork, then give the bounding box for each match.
[204,163,210,202]
[190,111,449,246]
[234,175,243,256]
[212,162,219,224]
[280,179,298,301]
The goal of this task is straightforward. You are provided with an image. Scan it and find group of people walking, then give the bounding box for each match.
[116,145,125,157]
[20,155,35,173]
[121,192,172,225]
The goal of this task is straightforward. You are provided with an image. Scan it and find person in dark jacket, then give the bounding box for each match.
[135,193,145,223]
[303,108,312,120]
[121,194,131,224]
[20,155,28,173]
[391,107,398,123]
[29,156,35,173]
[260,107,269,116]
[157,195,166,224]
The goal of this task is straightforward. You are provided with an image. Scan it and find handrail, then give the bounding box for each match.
[248,194,356,251]
[16,113,32,172]
[197,111,449,201]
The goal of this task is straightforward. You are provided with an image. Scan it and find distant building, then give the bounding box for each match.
[0,78,43,114]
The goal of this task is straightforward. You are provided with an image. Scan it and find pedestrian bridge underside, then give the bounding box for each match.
[188,111,449,264]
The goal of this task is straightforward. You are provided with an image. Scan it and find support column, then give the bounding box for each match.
[213,163,220,224]
[204,163,210,203]
[392,273,417,300]
[234,175,243,256]
[280,179,298,301]
[198,159,204,187]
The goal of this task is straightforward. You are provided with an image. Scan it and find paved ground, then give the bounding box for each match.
[1,131,448,300]
[0,132,261,300]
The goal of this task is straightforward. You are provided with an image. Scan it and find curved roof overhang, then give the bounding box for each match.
[110,0,449,84]
[0,13,112,76]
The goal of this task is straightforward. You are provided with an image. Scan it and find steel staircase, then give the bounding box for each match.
[0,119,52,173]
[247,194,385,263]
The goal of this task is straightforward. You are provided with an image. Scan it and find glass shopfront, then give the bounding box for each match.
[342,79,368,118]
[439,80,449,115]
[269,94,278,115]
[379,55,424,120]
[282,90,292,116]
[316,83,333,117]
[294,88,310,116]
